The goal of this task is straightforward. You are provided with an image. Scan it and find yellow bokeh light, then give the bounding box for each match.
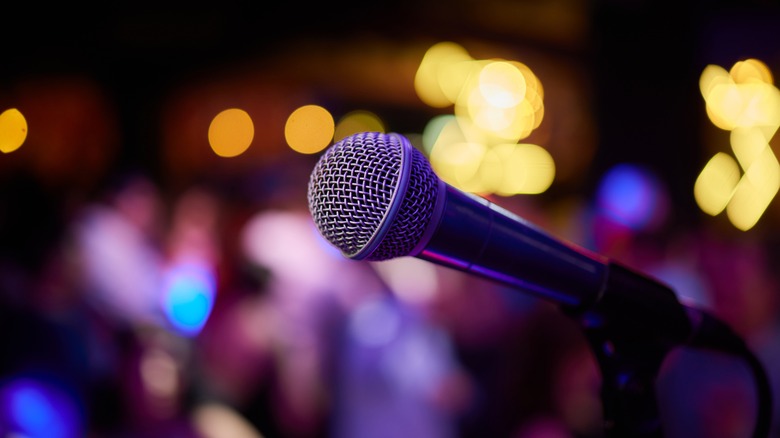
[464,84,513,132]
[445,60,540,144]
[498,143,555,195]
[526,90,545,131]
[416,42,551,196]
[743,142,780,190]
[510,61,545,128]
[704,105,727,131]
[334,110,384,142]
[428,115,488,153]
[694,152,741,216]
[478,61,526,109]
[730,127,772,170]
[697,58,780,230]
[284,104,335,154]
[438,59,484,105]
[705,82,780,130]
[510,61,544,101]
[738,83,780,127]
[702,58,780,131]
[475,145,505,194]
[726,146,780,231]
[414,42,473,108]
[459,84,536,143]
[700,64,732,100]
[0,108,28,154]
[208,108,254,158]
[730,58,773,85]
[430,140,486,191]
[705,83,744,130]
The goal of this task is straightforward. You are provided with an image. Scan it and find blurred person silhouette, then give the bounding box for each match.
[192,254,278,437]
[196,207,343,438]
[591,219,780,437]
[206,207,472,438]
[404,194,604,438]
[654,232,780,438]
[582,170,780,437]
[0,170,90,438]
[67,172,170,436]
[0,168,196,438]
[585,194,779,438]
[71,172,167,329]
[334,255,474,438]
[427,266,601,438]
[67,172,218,437]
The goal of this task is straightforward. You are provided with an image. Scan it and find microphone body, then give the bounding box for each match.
[417,183,607,307]
[307,132,709,344]
[307,132,771,437]
[414,182,693,343]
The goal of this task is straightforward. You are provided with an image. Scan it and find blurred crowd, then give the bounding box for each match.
[0,160,779,438]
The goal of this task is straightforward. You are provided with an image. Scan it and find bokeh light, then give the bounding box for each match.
[414,41,473,108]
[161,260,217,337]
[333,110,385,142]
[696,58,780,230]
[422,114,457,155]
[700,58,780,132]
[285,104,335,154]
[478,61,527,109]
[459,78,535,143]
[416,43,552,196]
[430,140,487,192]
[496,143,556,195]
[726,145,780,231]
[597,163,667,231]
[193,403,265,438]
[0,378,82,438]
[0,108,28,153]
[730,58,774,85]
[706,82,780,130]
[208,108,255,158]
[731,127,772,170]
[3,9,780,438]
[694,152,741,216]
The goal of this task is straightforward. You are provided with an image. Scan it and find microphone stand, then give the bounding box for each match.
[571,313,670,437]
[561,262,773,438]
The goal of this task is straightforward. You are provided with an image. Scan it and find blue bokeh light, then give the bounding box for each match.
[596,163,665,231]
[161,261,217,336]
[0,378,81,438]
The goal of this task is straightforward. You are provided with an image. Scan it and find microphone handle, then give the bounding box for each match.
[409,183,768,437]
[416,184,608,307]
[415,185,692,341]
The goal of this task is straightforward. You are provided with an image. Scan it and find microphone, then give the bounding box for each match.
[306,131,772,437]
[308,132,690,337]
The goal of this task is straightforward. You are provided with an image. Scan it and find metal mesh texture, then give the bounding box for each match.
[307,132,440,260]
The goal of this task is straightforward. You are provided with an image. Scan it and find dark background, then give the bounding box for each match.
[2,2,780,437]
[3,0,780,224]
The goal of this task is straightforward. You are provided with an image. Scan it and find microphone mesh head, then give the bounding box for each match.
[307,132,440,261]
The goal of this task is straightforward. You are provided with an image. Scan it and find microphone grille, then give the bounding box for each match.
[307,132,440,261]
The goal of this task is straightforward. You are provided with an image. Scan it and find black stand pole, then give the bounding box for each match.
[563,261,773,438]
[561,262,698,437]
[579,322,670,437]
